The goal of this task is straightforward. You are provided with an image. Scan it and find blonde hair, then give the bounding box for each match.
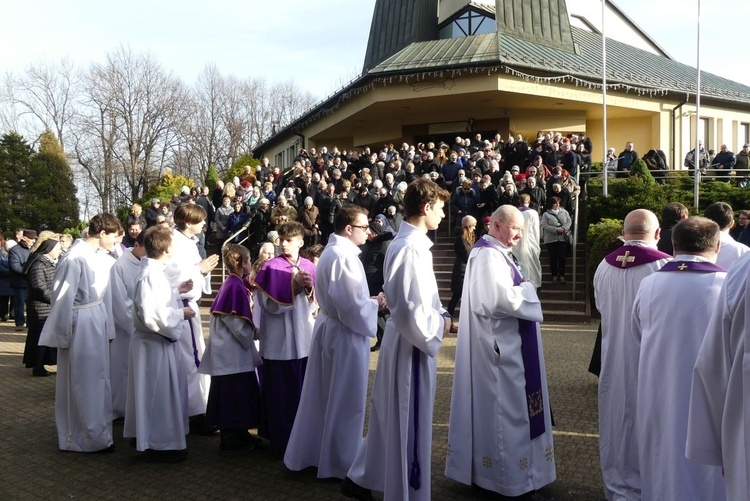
[29,230,59,253]
[223,244,251,275]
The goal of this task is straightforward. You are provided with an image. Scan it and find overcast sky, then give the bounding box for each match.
[2,0,748,100]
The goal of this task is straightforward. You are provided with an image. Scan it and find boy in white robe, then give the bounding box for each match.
[703,201,749,270]
[632,217,726,501]
[285,205,385,479]
[165,204,219,434]
[445,205,555,497]
[39,213,120,452]
[687,251,750,501]
[109,233,146,419]
[512,194,542,288]
[124,226,194,462]
[594,209,670,501]
[342,178,451,501]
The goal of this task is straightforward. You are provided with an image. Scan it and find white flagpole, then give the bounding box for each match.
[602,0,608,197]
[694,0,702,208]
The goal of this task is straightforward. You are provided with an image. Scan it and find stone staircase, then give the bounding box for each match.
[432,223,589,324]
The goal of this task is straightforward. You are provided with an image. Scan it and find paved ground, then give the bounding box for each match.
[0,316,604,501]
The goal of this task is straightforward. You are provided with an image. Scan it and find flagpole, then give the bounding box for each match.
[601,0,608,197]
[694,0,701,208]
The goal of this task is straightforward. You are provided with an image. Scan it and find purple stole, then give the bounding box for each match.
[210,274,254,322]
[474,237,546,439]
[659,260,726,273]
[254,255,316,305]
[604,245,671,269]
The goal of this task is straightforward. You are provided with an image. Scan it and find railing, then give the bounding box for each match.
[220,224,253,281]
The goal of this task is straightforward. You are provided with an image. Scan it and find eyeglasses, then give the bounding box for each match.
[350,225,369,232]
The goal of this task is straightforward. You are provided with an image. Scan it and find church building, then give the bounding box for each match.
[254,0,750,170]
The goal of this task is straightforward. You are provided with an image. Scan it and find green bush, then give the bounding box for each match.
[140,172,195,206]
[205,164,220,188]
[586,218,623,278]
[224,155,261,183]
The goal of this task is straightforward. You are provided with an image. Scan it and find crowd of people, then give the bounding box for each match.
[6,131,750,500]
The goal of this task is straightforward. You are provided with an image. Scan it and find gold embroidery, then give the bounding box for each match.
[616,251,636,268]
[678,263,688,270]
[528,390,543,417]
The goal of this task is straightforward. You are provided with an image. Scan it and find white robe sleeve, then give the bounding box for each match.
[686,285,732,466]
[221,314,256,352]
[325,254,378,338]
[135,276,185,342]
[109,265,134,335]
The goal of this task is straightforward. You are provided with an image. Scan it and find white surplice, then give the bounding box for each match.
[38,240,116,452]
[593,242,670,501]
[631,255,726,501]
[512,208,542,287]
[124,258,189,451]
[109,249,141,419]
[716,230,749,270]
[687,251,750,501]
[165,229,209,417]
[284,234,379,479]
[445,234,554,496]
[347,222,444,501]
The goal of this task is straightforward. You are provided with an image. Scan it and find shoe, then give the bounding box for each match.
[551,276,558,283]
[370,343,381,352]
[560,277,566,284]
[15,326,24,331]
[220,430,257,452]
[144,448,188,463]
[32,368,50,377]
[129,438,137,449]
[0,316,6,322]
[189,414,218,435]
[341,477,373,501]
[449,324,458,334]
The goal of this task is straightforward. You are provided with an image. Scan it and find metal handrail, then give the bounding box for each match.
[220,225,253,281]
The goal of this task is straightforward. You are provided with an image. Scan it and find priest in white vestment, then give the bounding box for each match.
[39,214,119,452]
[687,251,750,501]
[164,205,219,428]
[703,201,749,270]
[445,205,555,497]
[109,242,146,419]
[285,205,384,479]
[343,179,451,501]
[593,209,670,501]
[512,194,542,288]
[631,217,727,501]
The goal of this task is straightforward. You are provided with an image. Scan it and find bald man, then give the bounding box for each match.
[593,209,671,501]
[446,206,555,498]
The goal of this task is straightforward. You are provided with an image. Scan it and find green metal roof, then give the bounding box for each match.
[367,27,750,104]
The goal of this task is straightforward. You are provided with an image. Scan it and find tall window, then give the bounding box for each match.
[739,123,750,147]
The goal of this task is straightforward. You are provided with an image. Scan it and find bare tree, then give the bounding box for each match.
[11,59,79,150]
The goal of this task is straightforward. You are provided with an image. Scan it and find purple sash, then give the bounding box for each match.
[474,237,546,439]
[254,255,316,305]
[210,274,253,322]
[604,245,671,269]
[659,260,726,273]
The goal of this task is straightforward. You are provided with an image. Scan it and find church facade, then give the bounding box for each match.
[255,0,750,170]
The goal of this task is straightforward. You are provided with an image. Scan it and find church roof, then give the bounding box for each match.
[367,27,750,105]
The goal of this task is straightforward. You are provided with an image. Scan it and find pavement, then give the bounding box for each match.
[0,315,605,501]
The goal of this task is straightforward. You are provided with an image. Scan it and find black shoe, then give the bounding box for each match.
[86,443,115,454]
[370,343,381,352]
[129,437,137,449]
[341,477,373,501]
[220,430,257,452]
[189,414,218,435]
[32,368,50,377]
[144,448,188,463]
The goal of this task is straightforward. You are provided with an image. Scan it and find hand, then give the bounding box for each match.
[373,292,388,311]
[294,270,313,290]
[183,307,196,320]
[443,315,452,336]
[200,254,219,274]
[178,279,194,294]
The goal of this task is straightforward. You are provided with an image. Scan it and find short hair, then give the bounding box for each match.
[703,202,733,230]
[300,244,324,261]
[131,203,142,213]
[128,220,142,229]
[661,202,689,226]
[222,243,251,275]
[548,196,561,208]
[403,178,450,219]
[173,204,207,229]
[277,221,305,239]
[143,226,172,259]
[134,230,146,247]
[518,193,531,205]
[334,204,368,233]
[672,216,720,254]
[89,213,122,235]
